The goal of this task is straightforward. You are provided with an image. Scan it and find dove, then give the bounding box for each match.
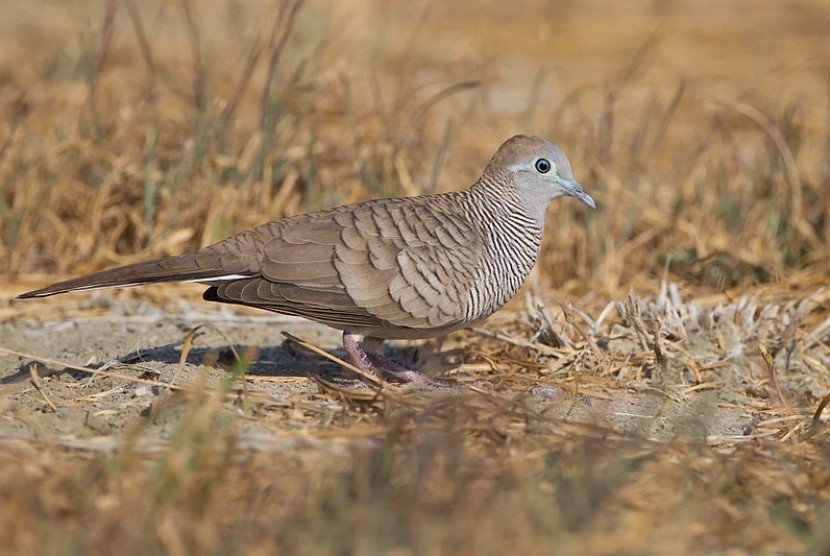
[18,135,595,386]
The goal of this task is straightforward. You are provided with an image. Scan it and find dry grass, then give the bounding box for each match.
[2,0,830,553]
[3,0,828,293]
[3,286,830,554]
[4,415,829,555]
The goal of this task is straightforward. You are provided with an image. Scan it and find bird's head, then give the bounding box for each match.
[482,135,596,224]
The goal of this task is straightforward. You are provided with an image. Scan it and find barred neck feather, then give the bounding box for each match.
[460,176,545,321]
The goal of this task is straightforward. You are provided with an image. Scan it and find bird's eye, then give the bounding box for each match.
[534,158,551,174]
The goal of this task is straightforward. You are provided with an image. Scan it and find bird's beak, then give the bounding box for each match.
[559,178,596,210]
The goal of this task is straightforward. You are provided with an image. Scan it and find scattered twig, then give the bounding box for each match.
[281,332,385,389]
[758,342,796,416]
[813,392,830,425]
[168,323,245,391]
[560,302,602,359]
[28,363,57,412]
[469,326,564,357]
[0,346,181,391]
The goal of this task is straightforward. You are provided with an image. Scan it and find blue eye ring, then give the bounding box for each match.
[534,158,551,173]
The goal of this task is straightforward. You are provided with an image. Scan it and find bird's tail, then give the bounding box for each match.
[16,250,251,298]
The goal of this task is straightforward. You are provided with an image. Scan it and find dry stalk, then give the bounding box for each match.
[27,363,57,412]
[559,302,601,359]
[758,342,796,416]
[281,331,385,389]
[0,346,181,391]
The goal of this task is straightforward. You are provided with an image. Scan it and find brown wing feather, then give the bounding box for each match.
[332,199,481,331]
[206,197,481,337]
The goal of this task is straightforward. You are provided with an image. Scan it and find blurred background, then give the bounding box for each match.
[2,3,830,554]
[2,0,828,299]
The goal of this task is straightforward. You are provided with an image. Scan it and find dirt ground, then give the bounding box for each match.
[1,285,808,449]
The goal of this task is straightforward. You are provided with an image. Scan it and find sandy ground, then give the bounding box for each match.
[1,289,781,452]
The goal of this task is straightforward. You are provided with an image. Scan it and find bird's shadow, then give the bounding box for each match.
[116,339,355,380]
[4,339,422,385]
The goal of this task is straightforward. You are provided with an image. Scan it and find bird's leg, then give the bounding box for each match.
[342,332,458,387]
[341,333,386,382]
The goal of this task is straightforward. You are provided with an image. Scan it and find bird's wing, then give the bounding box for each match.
[207,198,481,332]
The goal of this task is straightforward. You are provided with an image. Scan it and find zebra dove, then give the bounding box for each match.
[17,135,595,386]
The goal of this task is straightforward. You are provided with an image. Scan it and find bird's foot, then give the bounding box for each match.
[342,332,462,388]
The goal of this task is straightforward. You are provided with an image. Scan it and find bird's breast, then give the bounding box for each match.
[462,214,543,322]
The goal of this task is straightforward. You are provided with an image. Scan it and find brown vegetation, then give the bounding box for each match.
[2,0,830,553]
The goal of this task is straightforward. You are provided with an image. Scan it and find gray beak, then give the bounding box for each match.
[560,178,596,210]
